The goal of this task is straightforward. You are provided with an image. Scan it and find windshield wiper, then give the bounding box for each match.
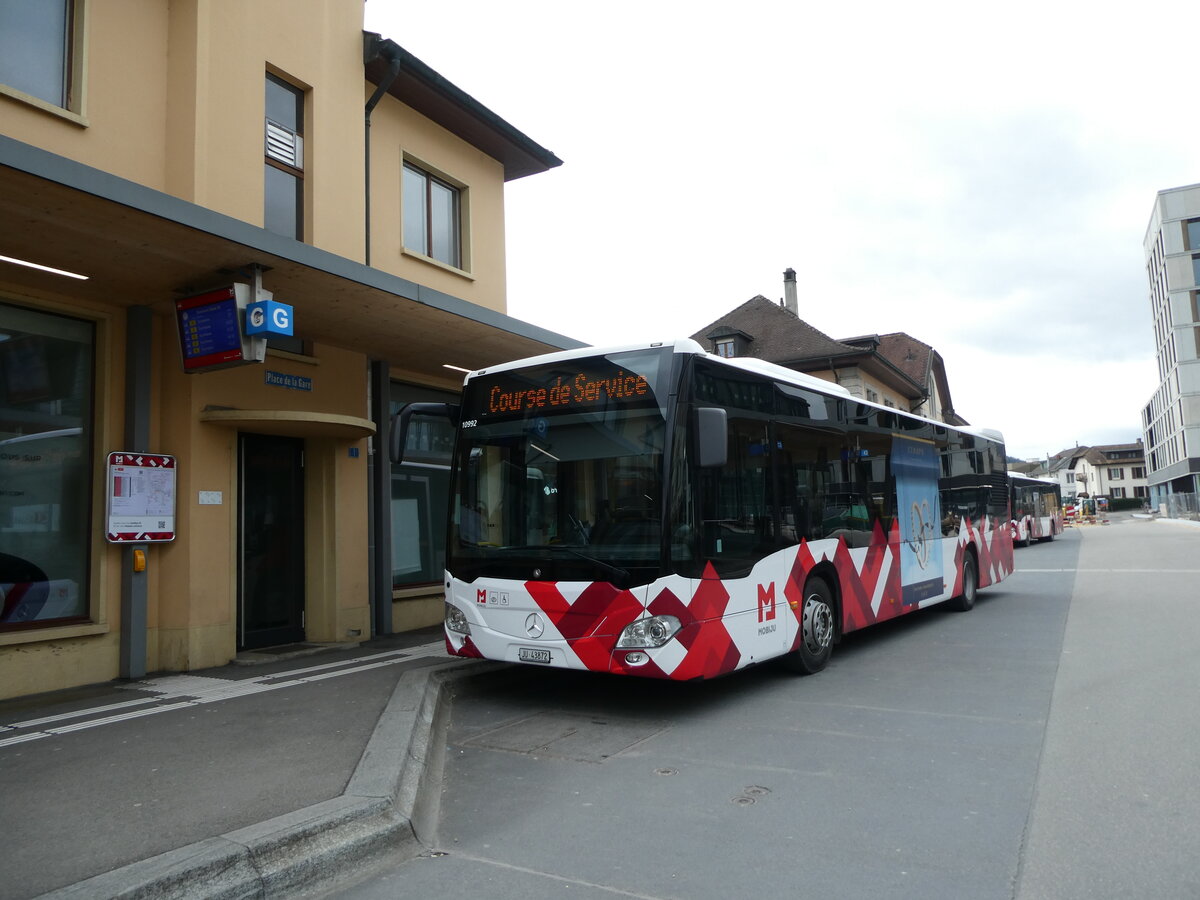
[501,544,629,582]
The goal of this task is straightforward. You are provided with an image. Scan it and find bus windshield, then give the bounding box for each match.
[447,348,674,585]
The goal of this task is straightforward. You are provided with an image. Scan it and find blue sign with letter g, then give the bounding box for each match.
[245,300,294,337]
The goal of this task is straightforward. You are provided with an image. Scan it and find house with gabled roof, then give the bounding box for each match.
[1075,442,1149,504]
[689,270,967,426]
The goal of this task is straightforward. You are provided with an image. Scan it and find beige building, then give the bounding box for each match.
[0,0,580,700]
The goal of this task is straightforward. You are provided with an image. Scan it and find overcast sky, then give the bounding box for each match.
[365,0,1199,460]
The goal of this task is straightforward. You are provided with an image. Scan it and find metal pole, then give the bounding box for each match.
[120,306,152,679]
[368,360,393,637]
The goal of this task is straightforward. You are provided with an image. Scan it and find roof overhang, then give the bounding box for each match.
[0,135,585,384]
[364,34,562,182]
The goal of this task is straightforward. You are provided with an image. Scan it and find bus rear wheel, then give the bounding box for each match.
[782,577,835,675]
[949,549,978,612]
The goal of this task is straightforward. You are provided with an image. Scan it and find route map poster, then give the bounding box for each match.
[105,452,177,542]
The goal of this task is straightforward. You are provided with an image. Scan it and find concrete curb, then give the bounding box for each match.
[1152,516,1200,528]
[37,658,508,899]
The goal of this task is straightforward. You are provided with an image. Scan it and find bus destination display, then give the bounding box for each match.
[468,361,661,422]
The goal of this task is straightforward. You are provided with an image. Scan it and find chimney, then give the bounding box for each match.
[783,268,798,316]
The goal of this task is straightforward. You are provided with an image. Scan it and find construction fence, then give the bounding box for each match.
[1162,492,1200,521]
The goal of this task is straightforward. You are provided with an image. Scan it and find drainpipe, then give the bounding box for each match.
[827,357,840,385]
[364,36,401,267]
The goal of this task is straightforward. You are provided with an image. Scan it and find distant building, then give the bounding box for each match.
[1141,184,1200,513]
[1074,443,1149,503]
[1046,447,1085,499]
[690,270,967,426]
[1039,444,1148,503]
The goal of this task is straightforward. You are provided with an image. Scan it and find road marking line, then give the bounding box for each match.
[1018,568,1200,573]
[0,640,447,748]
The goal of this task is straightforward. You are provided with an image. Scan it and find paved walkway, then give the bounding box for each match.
[1016,515,1200,898]
[0,628,498,899]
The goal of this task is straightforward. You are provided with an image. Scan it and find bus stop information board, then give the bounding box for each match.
[105,452,177,542]
[176,287,244,370]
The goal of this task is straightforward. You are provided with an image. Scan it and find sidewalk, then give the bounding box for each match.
[0,627,499,899]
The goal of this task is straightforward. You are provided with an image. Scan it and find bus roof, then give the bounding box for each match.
[466,339,708,381]
[1008,472,1057,485]
[464,341,1005,445]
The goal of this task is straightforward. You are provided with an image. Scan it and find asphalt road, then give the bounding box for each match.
[323,515,1200,899]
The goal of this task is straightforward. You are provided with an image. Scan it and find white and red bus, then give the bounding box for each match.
[1008,473,1063,547]
[393,340,1014,680]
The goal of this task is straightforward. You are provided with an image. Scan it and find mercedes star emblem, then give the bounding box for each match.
[525,613,545,639]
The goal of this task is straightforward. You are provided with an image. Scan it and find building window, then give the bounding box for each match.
[1,302,94,630]
[403,162,461,268]
[865,389,879,403]
[714,339,735,358]
[1111,487,1126,499]
[1186,219,1200,252]
[1135,486,1148,498]
[390,383,458,589]
[264,73,304,240]
[1107,467,1124,479]
[0,0,79,110]
[1131,466,1146,479]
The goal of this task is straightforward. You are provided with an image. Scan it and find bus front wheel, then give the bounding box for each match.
[782,577,835,675]
[949,549,978,612]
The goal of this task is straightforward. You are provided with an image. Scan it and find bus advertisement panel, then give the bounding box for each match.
[394,340,1013,681]
[893,436,943,606]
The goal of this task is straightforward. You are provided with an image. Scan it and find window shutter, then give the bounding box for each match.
[265,120,303,169]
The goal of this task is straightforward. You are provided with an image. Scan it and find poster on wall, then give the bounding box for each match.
[105,452,177,542]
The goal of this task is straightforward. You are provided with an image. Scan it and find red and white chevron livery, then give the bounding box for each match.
[445,513,1012,679]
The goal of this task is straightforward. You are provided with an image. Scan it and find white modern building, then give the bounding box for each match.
[1141,184,1200,515]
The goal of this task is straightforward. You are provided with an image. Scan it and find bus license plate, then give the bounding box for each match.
[518,647,552,664]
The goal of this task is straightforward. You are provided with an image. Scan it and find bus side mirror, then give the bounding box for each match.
[390,402,460,464]
[695,407,727,468]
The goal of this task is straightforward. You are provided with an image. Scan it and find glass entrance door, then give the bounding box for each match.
[238,433,305,649]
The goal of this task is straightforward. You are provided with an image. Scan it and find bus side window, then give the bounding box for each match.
[700,417,774,577]
[774,422,836,545]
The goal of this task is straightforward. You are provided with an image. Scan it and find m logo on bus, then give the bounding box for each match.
[757,583,776,623]
[477,589,487,605]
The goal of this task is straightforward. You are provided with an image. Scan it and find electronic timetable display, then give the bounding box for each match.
[175,284,262,373]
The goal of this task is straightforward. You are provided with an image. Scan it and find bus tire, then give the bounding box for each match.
[782,577,835,675]
[949,549,978,612]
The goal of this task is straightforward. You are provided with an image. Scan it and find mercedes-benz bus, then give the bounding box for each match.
[1008,473,1063,547]
[392,340,1013,680]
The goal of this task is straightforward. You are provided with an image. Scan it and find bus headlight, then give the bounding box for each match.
[616,615,680,648]
[445,602,471,635]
